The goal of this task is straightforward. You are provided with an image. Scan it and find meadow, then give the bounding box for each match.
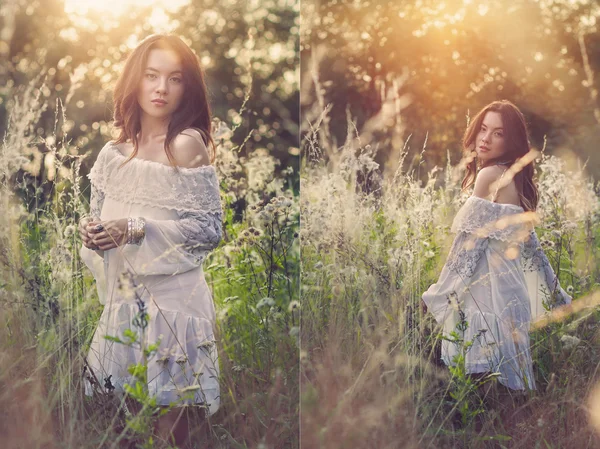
[300,107,600,449]
[0,76,299,449]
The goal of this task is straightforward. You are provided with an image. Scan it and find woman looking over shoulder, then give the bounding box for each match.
[78,34,222,447]
[422,100,571,391]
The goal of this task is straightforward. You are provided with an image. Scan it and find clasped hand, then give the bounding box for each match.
[78,217,128,251]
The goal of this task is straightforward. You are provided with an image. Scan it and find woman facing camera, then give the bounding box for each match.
[78,34,222,446]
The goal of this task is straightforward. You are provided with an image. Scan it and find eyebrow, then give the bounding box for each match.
[481,124,503,131]
[145,67,183,75]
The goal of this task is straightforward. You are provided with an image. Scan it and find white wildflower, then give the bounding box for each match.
[560,334,581,351]
[257,297,276,309]
[288,300,300,312]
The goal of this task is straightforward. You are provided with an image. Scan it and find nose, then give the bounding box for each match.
[155,77,168,95]
[481,131,490,144]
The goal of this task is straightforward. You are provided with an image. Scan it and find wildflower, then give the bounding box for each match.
[562,221,578,232]
[197,340,215,350]
[566,285,574,294]
[257,297,276,309]
[422,240,430,248]
[64,224,75,238]
[447,291,460,311]
[288,300,300,312]
[156,356,170,366]
[258,211,271,221]
[213,120,232,140]
[424,250,435,259]
[560,334,581,351]
[540,238,555,249]
[537,418,544,427]
[176,355,189,365]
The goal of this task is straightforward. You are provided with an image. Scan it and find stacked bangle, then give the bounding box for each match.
[127,217,146,245]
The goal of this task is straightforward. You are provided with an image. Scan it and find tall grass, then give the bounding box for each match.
[0,75,299,448]
[301,85,600,448]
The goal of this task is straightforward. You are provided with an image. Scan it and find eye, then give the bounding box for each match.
[145,73,157,79]
[494,132,503,137]
[170,77,182,83]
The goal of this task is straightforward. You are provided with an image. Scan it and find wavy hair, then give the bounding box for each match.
[460,100,538,211]
[112,34,215,168]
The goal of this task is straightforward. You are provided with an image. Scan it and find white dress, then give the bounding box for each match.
[79,141,222,415]
[422,195,572,390]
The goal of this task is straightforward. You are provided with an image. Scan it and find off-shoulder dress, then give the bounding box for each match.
[422,177,571,390]
[80,141,222,415]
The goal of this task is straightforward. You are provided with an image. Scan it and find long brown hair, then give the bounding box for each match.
[460,100,539,211]
[112,34,215,168]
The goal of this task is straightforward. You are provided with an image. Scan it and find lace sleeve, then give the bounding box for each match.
[446,232,489,278]
[522,230,572,309]
[176,210,223,252]
[144,210,223,264]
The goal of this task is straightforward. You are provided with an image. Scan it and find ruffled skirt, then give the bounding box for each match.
[83,267,220,415]
[422,236,535,390]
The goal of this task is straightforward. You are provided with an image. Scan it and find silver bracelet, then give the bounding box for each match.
[127,217,146,245]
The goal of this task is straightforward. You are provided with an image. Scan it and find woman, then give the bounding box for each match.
[78,34,222,445]
[422,100,572,390]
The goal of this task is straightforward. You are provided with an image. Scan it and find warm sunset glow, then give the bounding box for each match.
[63,0,190,20]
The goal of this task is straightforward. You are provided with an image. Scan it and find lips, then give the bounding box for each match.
[152,99,167,105]
[479,145,490,151]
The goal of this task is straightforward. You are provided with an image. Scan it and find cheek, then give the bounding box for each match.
[172,86,185,104]
[138,80,151,96]
[495,137,504,149]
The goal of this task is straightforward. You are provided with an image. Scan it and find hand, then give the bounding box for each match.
[79,216,99,250]
[88,218,128,251]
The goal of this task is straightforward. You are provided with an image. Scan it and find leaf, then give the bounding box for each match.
[104,335,124,344]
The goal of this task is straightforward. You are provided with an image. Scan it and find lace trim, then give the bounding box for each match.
[86,142,222,214]
[451,196,527,242]
[446,232,489,278]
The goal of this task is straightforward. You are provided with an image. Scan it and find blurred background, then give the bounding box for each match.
[301,0,600,180]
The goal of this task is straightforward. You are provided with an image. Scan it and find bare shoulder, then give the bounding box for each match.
[473,165,507,199]
[171,128,211,168]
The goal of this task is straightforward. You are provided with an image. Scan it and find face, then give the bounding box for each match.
[137,48,184,120]
[475,111,506,164]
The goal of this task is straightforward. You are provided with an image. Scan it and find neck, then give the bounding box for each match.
[137,113,171,145]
